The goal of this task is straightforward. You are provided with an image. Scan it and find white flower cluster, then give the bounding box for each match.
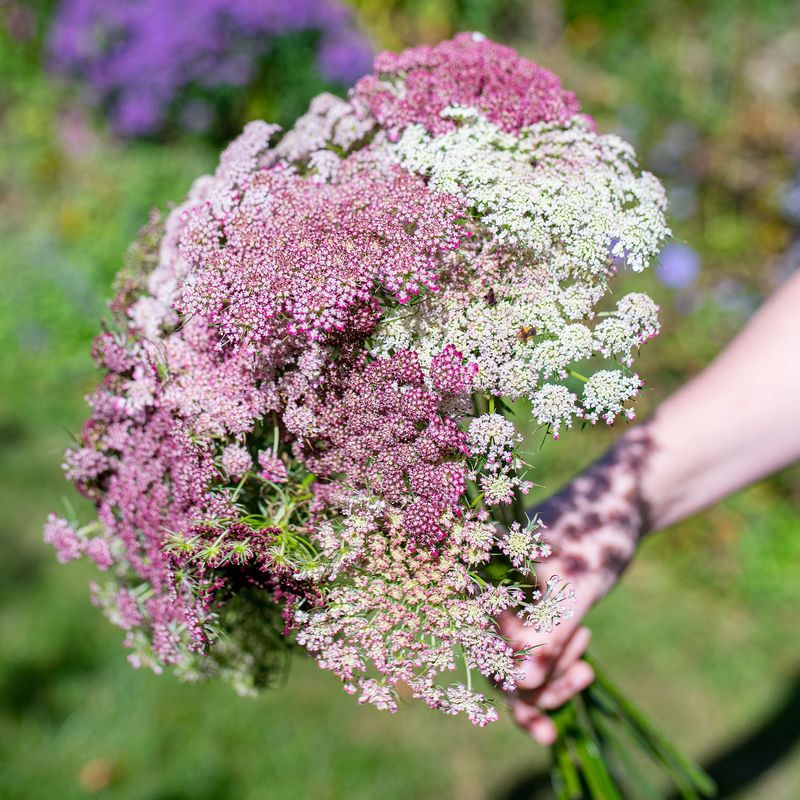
[530,384,582,439]
[468,413,520,468]
[396,109,669,279]
[468,413,531,505]
[374,280,654,434]
[520,575,576,634]
[273,92,375,167]
[498,519,551,570]
[371,104,668,438]
[582,370,643,425]
[595,293,660,367]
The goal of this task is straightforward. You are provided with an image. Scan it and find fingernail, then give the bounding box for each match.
[531,722,557,746]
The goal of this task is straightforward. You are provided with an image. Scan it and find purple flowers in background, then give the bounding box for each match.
[656,242,700,289]
[48,0,373,136]
[317,26,373,83]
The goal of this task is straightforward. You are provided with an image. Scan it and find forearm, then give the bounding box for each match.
[629,270,800,532]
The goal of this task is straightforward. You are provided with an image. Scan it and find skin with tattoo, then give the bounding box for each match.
[502,270,800,744]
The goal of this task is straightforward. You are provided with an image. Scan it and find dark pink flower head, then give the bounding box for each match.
[295,349,471,550]
[352,32,583,139]
[430,344,478,395]
[258,451,289,483]
[178,152,466,346]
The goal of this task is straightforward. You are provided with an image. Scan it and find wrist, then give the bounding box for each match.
[536,438,649,607]
[597,424,657,539]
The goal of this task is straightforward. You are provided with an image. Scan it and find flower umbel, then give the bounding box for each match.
[46,34,666,725]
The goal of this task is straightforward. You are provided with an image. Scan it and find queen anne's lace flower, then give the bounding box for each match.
[582,370,643,424]
[468,414,519,469]
[499,520,551,570]
[468,413,531,505]
[44,515,82,564]
[221,444,252,481]
[396,112,668,278]
[595,293,661,366]
[258,451,288,484]
[530,384,582,439]
[85,537,114,570]
[352,32,580,139]
[520,575,576,634]
[45,35,666,725]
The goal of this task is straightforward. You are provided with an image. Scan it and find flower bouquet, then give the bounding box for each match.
[47,34,715,799]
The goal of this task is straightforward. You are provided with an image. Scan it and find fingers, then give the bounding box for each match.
[549,625,591,682]
[536,659,595,710]
[510,658,595,742]
[496,562,599,742]
[515,622,587,690]
[501,560,597,691]
[507,626,594,743]
[511,699,558,745]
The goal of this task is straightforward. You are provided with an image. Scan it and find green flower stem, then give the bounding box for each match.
[547,656,717,799]
[272,419,280,456]
[587,657,716,797]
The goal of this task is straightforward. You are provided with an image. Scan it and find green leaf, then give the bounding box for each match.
[570,724,624,800]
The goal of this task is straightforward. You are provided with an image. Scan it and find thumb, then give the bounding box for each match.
[501,607,582,690]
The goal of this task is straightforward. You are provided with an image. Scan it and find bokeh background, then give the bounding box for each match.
[1,1,799,798]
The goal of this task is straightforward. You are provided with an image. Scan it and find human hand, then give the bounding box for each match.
[501,433,652,743]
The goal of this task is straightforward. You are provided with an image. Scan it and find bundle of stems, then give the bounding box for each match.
[549,659,716,799]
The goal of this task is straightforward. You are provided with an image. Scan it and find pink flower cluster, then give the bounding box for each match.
[43,514,112,568]
[353,32,582,139]
[45,34,660,721]
[297,349,474,552]
[294,495,521,726]
[179,153,466,345]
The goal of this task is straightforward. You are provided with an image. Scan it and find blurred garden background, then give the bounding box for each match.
[1,0,799,797]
